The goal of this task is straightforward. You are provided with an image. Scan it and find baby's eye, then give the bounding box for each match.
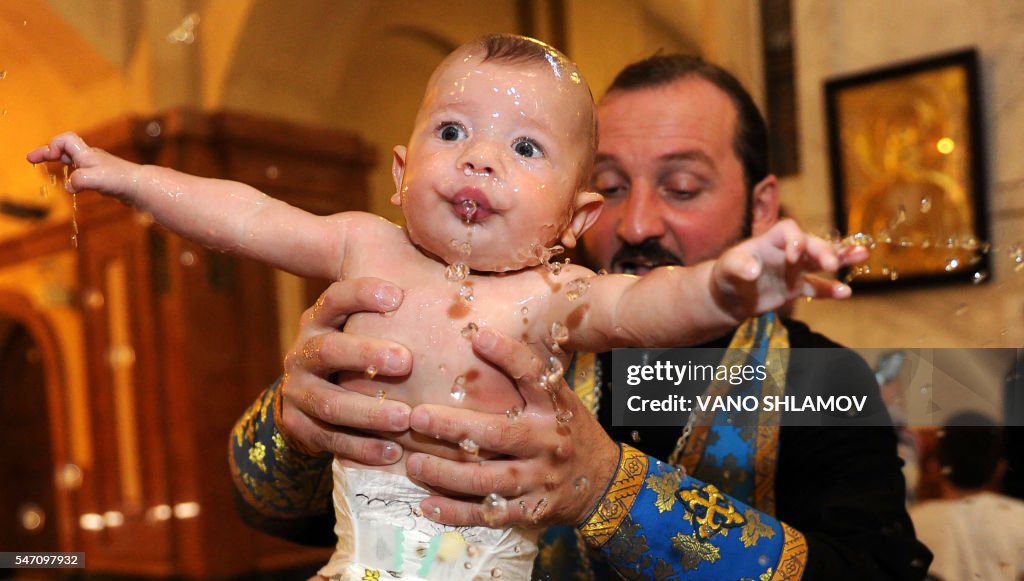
[437,122,467,142]
[512,138,544,159]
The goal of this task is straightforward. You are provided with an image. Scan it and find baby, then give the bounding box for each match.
[30,34,862,581]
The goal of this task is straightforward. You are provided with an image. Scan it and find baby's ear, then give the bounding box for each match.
[560,191,604,249]
[391,145,408,206]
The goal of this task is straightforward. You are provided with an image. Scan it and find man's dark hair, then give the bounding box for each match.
[938,411,1005,489]
[605,54,771,202]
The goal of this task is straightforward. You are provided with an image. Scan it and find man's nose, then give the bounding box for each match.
[616,186,666,244]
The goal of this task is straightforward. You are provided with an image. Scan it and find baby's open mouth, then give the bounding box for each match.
[451,188,495,222]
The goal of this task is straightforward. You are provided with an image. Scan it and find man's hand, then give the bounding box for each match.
[404,327,620,528]
[279,277,413,465]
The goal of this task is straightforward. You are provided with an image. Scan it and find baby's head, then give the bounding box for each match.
[391,34,602,272]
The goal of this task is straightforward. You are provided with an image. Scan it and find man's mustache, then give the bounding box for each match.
[610,239,684,272]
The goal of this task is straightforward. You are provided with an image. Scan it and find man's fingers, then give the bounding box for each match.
[286,380,410,432]
[406,453,532,499]
[408,404,539,456]
[289,332,411,378]
[470,327,551,408]
[305,278,404,331]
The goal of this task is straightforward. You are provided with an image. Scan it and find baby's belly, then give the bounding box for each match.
[339,310,525,470]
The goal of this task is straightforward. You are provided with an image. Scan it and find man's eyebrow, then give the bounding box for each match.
[659,150,716,168]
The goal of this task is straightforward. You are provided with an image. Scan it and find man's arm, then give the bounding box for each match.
[229,278,413,542]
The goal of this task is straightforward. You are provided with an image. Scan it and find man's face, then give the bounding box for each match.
[584,76,776,274]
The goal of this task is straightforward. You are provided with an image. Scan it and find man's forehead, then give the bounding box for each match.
[595,79,738,165]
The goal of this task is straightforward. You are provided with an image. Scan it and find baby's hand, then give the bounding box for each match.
[712,219,868,319]
[27,132,140,199]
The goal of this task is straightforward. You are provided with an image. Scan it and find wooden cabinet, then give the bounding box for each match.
[0,110,374,577]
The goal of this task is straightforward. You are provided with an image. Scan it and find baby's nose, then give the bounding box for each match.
[459,142,499,176]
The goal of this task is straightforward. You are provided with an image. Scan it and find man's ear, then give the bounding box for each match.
[560,191,604,249]
[750,174,781,236]
[391,145,407,206]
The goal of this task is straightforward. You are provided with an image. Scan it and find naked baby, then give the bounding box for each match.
[29,34,865,581]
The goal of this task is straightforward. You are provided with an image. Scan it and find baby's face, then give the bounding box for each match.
[394,54,593,272]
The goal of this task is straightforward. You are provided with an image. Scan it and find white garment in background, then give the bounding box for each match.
[909,491,1024,581]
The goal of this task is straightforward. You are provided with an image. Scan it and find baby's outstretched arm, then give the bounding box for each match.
[563,219,867,351]
[27,132,347,280]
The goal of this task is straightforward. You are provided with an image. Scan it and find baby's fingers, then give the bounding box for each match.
[803,274,852,299]
[837,244,870,267]
[26,132,89,166]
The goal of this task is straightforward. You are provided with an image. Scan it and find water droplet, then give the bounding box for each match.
[264,165,279,180]
[412,505,423,517]
[841,232,874,248]
[555,409,574,424]
[920,196,932,213]
[180,250,196,266]
[530,497,550,523]
[450,376,467,401]
[145,121,162,137]
[920,384,931,394]
[462,322,478,338]
[432,506,442,517]
[972,270,988,284]
[460,199,479,222]
[574,476,590,493]
[944,257,960,272]
[890,206,907,229]
[541,357,564,390]
[954,303,969,316]
[464,562,473,570]
[467,544,479,558]
[482,493,508,527]
[167,12,199,44]
[1009,245,1024,271]
[460,438,480,455]
[897,236,913,248]
[364,365,378,379]
[376,390,387,401]
[505,406,521,420]
[490,567,503,578]
[459,283,475,304]
[758,554,770,567]
[630,430,641,442]
[520,306,529,316]
[550,321,569,345]
[0,71,7,80]
[565,277,591,301]
[597,268,608,276]
[445,262,469,282]
[513,544,521,554]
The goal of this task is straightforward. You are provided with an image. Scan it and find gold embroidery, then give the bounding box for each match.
[248,441,267,472]
[578,445,647,548]
[672,532,721,571]
[361,569,380,581]
[573,352,599,413]
[644,469,682,513]
[761,568,774,581]
[770,523,808,580]
[678,483,746,540]
[740,508,776,547]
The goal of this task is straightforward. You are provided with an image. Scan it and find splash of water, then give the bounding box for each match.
[482,493,509,527]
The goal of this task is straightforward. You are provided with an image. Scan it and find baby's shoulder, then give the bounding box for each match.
[338,211,411,247]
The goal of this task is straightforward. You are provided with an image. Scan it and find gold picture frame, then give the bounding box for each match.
[825,49,989,288]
